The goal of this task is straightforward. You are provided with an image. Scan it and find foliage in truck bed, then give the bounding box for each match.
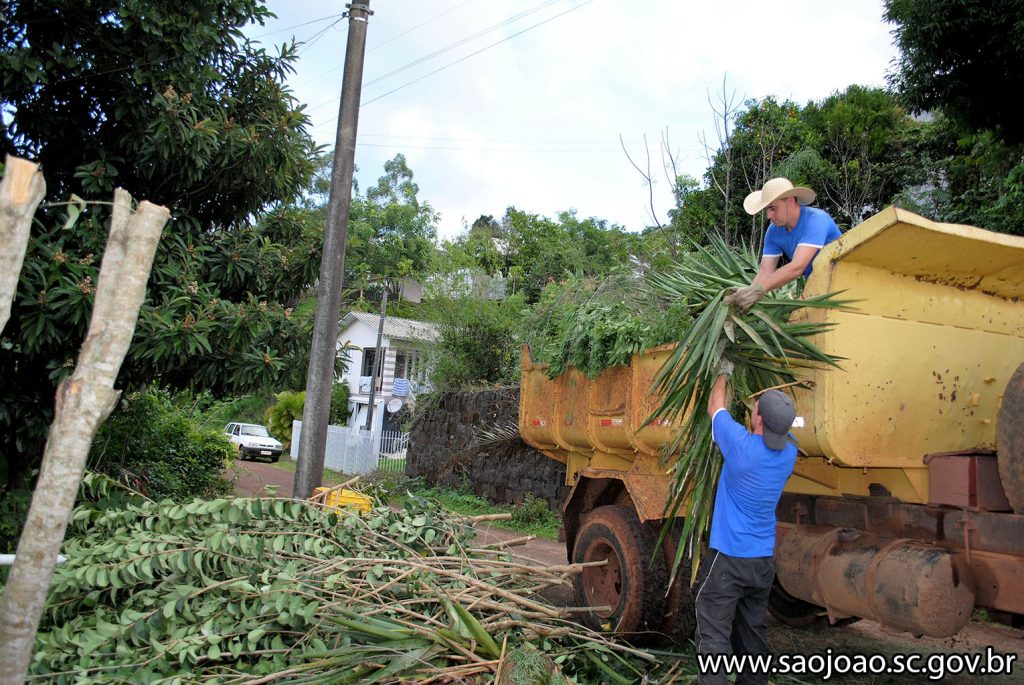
[520,271,692,379]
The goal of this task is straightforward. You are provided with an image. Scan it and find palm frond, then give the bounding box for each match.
[646,234,849,583]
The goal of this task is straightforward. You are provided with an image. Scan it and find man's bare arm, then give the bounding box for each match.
[707,374,729,419]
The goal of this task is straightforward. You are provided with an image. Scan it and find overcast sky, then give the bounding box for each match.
[248,1,900,240]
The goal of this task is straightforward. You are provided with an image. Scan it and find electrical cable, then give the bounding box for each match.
[250,13,343,40]
[367,0,477,53]
[362,0,563,88]
[301,0,569,115]
[359,0,596,107]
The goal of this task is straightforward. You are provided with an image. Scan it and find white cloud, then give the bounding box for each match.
[254,0,900,240]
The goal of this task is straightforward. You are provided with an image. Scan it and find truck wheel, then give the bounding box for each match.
[767,579,860,628]
[653,520,696,643]
[572,505,666,638]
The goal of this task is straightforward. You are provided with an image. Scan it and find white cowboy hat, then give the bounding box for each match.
[743,177,816,215]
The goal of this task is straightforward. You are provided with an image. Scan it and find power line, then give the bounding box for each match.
[348,141,706,156]
[363,0,564,88]
[291,2,481,91]
[295,16,347,57]
[367,0,477,53]
[359,0,597,107]
[357,132,655,145]
[300,0,567,116]
[353,141,657,153]
[250,13,343,40]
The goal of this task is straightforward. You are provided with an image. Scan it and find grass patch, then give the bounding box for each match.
[378,457,406,473]
[264,466,561,541]
[269,459,352,487]
[395,479,561,541]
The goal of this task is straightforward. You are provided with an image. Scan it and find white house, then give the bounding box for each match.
[337,311,438,432]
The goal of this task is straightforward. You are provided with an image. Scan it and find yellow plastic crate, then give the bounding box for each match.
[313,487,373,513]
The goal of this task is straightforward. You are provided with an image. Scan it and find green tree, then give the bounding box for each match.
[802,86,923,228]
[692,91,923,242]
[266,390,305,450]
[1,0,316,222]
[885,0,1024,143]
[500,208,637,302]
[428,295,526,390]
[329,383,350,426]
[0,0,321,492]
[347,154,439,302]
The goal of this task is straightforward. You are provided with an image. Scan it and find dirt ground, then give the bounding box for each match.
[227,460,1024,683]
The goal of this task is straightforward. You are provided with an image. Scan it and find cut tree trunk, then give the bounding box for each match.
[0,155,46,334]
[0,186,169,684]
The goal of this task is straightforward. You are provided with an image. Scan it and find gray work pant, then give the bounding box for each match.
[694,548,775,685]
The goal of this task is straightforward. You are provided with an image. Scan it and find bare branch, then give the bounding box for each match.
[620,133,663,231]
[702,75,741,243]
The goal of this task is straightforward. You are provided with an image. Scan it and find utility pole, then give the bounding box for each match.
[364,286,388,432]
[293,1,372,499]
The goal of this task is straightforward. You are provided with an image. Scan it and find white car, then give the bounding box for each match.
[224,422,284,462]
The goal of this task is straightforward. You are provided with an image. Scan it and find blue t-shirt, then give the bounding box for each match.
[763,206,841,277]
[709,409,797,557]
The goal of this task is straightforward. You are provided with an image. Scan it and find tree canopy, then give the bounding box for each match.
[884,0,1024,144]
[0,0,322,484]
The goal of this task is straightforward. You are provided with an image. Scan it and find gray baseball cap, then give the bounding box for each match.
[758,390,796,450]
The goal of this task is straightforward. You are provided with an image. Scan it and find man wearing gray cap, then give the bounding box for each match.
[694,360,798,685]
[726,177,841,315]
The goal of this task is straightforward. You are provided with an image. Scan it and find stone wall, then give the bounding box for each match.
[407,386,570,510]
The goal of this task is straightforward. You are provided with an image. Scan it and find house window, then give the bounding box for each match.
[394,350,425,382]
[361,347,384,388]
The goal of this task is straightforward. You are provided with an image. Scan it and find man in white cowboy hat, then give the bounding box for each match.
[726,177,841,314]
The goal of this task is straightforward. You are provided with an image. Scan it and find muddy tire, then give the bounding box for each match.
[237,445,248,462]
[652,519,696,644]
[572,505,666,639]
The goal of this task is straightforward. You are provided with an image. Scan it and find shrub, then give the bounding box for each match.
[329,383,350,426]
[89,388,233,501]
[511,493,558,529]
[428,294,526,390]
[266,390,304,449]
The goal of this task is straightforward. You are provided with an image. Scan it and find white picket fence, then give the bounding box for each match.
[289,421,408,475]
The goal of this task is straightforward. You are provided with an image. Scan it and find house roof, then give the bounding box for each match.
[341,311,440,343]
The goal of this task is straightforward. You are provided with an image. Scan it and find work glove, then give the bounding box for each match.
[725,283,765,315]
[718,358,735,377]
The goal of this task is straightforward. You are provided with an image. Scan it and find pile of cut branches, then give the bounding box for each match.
[27,474,669,683]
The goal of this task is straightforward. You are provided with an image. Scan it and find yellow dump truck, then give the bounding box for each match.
[519,207,1024,641]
